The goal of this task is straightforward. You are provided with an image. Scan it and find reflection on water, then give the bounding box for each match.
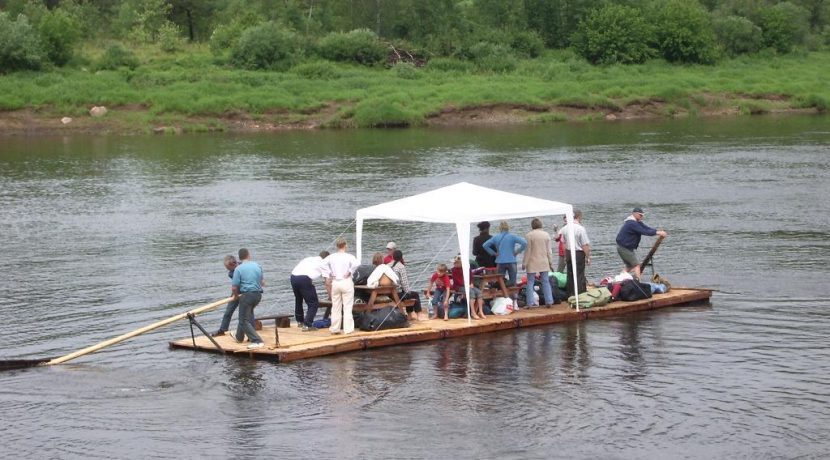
[1,115,829,458]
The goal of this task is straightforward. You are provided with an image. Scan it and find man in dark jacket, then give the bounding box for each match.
[472,221,496,268]
[616,207,668,280]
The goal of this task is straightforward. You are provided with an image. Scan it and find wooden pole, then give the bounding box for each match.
[47,296,233,366]
[639,235,666,272]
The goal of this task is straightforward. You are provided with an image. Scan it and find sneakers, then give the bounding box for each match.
[211,330,226,337]
[301,325,318,332]
[246,342,264,350]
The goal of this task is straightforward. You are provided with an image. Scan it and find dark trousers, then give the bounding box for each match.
[401,290,422,313]
[566,251,587,296]
[234,291,262,343]
[291,274,319,327]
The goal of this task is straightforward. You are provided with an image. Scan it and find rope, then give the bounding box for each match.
[372,231,458,331]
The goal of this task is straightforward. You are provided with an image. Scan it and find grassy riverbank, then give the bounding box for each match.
[1,45,828,134]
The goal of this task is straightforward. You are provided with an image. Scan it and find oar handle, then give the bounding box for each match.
[47,296,234,366]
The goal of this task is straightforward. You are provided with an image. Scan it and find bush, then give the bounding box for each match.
[571,5,655,64]
[758,2,810,53]
[209,15,260,58]
[425,57,474,73]
[231,22,302,71]
[713,15,763,56]
[510,30,545,58]
[95,42,139,70]
[158,21,183,53]
[37,8,80,66]
[647,0,719,64]
[467,41,517,72]
[0,12,43,72]
[317,29,387,65]
[391,62,421,79]
[290,60,341,79]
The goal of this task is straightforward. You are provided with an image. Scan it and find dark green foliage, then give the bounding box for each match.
[95,42,139,70]
[37,8,81,66]
[509,30,545,58]
[230,21,302,71]
[317,29,387,65]
[572,4,655,64]
[0,12,43,72]
[758,2,810,52]
[713,15,763,56]
[647,0,719,64]
[466,41,517,72]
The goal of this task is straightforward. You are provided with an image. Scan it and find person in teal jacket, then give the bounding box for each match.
[483,221,527,301]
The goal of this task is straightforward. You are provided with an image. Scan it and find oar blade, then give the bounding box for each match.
[0,358,53,371]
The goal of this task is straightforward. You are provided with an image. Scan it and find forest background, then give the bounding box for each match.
[0,0,828,132]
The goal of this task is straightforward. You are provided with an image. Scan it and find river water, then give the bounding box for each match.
[1,116,828,459]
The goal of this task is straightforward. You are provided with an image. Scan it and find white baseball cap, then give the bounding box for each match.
[386,241,397,250]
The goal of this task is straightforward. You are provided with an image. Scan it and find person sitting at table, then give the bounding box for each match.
[366,252,399,288]
[426,263,452,320]
[389,249,426,321]
[382,241,397,264]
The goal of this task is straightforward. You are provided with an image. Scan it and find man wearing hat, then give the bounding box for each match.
[382,241,397,264]
[616,207,668,280]
[472,221,496,268]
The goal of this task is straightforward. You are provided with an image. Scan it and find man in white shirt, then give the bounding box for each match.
[321,238,360,335]
[290,250,330,332]
[560,209,592,296]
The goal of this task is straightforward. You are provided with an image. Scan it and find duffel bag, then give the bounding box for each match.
[568,287,612,309]
[354,306,409,331]
[618,280,653,301]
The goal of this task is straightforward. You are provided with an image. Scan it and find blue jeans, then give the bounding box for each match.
[497,263,518,289]
[234,292,262,344]
[526,272,553,305]
[218,298,255,333]
[430,288,448,307]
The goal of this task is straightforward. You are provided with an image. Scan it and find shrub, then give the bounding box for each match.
[158,21,183,53]
[713,15,763,56]
[231,22,302,71]
[425,57,474,73]
[571,4,655,64]
[467,41,517,72]
[209,15,260,58]
[647,0,719,64]
[95,42,139,70]
[392,62,421,79]
[317,29,387,65]
[758,2,810,53]
[37,8,80,66]
[0,12,43,72]
[290,60,341,79]
[510,30,545,58]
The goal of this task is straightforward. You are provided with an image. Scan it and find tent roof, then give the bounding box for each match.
[356,182,572,224]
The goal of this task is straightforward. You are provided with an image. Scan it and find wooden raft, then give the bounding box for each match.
[169,288,712,363]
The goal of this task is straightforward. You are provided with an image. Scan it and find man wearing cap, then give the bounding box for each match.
[383,241,397,264]
[616,207,668,280]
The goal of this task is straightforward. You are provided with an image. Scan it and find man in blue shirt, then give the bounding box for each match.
[616,207,668,280]
[229,248,265,349]
[213,255,255,336]
[483,221,527,303]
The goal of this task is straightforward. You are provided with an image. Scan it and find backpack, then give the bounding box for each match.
[618,280,653,301]
[568,287,612,309]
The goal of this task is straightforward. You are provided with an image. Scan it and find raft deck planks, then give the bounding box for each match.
[169,288,711,363]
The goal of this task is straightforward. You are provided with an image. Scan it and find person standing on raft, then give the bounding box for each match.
[229,248,265,349]
[616,207,668,280]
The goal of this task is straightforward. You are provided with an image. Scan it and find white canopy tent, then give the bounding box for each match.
[355,182,581,319]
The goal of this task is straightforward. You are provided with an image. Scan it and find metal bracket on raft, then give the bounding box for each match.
[186,313,225,354]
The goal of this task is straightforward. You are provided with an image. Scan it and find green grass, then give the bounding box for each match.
[1,42,828,130]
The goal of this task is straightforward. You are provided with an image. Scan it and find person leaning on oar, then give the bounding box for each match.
[213,254,255,337]
[227,248,266,349]
[615,207,668,280]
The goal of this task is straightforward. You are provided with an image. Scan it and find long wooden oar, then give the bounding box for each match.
[0,296,232,370]
[639,235,665,272]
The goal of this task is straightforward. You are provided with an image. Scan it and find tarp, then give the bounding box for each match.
[355,182,580,320]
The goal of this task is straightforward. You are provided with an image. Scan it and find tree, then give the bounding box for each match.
[572,4,655,64]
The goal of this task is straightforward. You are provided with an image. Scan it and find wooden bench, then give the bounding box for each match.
[474,272,519,299]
